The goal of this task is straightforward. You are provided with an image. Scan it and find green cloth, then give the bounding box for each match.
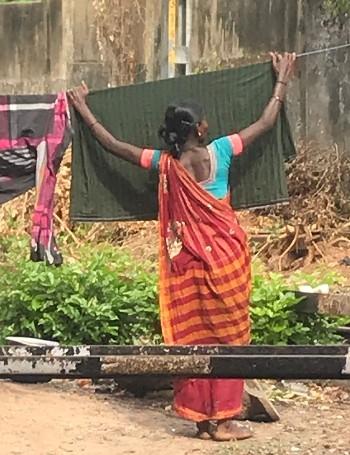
[70,62,295,221]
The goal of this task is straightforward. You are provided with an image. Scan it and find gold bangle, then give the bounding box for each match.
[88,120,99,129]
[272,95,283,104]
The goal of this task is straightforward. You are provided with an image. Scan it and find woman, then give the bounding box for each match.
[68,52,296,442]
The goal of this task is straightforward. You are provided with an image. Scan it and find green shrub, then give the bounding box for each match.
[323,0,350,17]
[251,272,306,345]
[251,271,348,345]
[0,241,159,344]
[0,236,348,345]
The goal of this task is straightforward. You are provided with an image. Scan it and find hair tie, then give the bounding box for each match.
[180,120,193,127]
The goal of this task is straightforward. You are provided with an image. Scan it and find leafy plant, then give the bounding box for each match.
[323,0,350,17]
[251,269,348,345]
[0,235,347,346]
[0,240,159,345]
[288,267,345,288]
[251,272,306,345]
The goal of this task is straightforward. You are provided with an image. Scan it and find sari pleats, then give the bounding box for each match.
[158,155,251,421]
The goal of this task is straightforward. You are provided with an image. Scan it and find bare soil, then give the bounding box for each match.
[1,380,350,455]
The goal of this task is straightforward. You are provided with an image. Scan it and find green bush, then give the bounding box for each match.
[251,271,348,345]
[323,0,350,17]
[0,240,159,344]
[0,236,348,345]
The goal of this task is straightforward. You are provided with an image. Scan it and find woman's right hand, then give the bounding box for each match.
[269,52,296,84]
[67,81,89,112]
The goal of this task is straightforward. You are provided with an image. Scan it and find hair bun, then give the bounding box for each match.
[158,101,205,158]
[158,125,178,144]
[168,131,178,145]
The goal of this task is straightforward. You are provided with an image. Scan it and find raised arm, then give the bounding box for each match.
[67,83,143,165]
[238,52,296,148]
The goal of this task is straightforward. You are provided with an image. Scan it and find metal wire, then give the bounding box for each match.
[297,43,350,58]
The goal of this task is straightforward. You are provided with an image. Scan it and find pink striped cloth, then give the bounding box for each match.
[0,92,71,265]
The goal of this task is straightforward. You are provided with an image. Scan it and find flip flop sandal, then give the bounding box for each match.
[212,421,253,442]
[196,421,215,440]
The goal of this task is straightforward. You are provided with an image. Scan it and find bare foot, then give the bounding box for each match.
[212,420,253,442]
[196,421,213,440]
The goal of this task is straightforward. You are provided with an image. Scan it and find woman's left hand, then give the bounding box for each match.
[269,52,297,84]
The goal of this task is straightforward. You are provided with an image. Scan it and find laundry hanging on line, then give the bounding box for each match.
[70,61,296,222]
[0,93,71,266]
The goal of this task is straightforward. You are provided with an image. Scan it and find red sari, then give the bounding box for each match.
[158,154,251,422]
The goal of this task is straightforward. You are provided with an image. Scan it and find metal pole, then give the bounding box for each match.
[167,0,177,78]
[0,345,349,380]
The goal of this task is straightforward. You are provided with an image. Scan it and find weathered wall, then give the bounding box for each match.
[302,1,350,149]
[0,0,115,93]
[0,0,66,94]
[0,0,348,149]
[188,0,305,143]
[68,0,107,88]
[190,0,301,66]
[188,0,349,149]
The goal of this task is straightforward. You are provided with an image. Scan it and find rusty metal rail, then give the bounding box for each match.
[0,345,349,380]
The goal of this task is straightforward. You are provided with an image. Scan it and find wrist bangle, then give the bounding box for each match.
[277,80,287,86]
[88,120,99,129]
[272,95,283,104]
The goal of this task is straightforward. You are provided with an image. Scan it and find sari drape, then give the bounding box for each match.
[158,154,251,421]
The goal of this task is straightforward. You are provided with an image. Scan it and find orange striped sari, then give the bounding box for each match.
[158,154,251,422]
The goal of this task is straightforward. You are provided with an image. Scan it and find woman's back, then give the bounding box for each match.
[179,146,211,183]
[141,134,243,200]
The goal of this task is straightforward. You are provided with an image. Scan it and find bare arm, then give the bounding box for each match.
[67,83,143,165]
[239,52,296,148]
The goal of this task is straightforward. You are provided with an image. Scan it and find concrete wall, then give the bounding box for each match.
[0,0,348,149]
[0,0,66,94]
[188,0,349,148]
[190,0,301,66]
[188,0,305,143]
[0,0,112,93]
[302,1,350,150]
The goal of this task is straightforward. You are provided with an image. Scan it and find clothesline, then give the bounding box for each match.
[297,42,350,58]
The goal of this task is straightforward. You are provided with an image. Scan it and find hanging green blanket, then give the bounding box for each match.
[70,62,295,221]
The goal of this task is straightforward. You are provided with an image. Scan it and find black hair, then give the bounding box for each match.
[158,101,205,158]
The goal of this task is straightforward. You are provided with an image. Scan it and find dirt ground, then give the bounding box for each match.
[1,380,350,455]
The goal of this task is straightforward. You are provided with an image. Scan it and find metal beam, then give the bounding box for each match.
[1,345,350,357]
[0,345,349,380]
[162,0,191,78]
[167,0,177,78]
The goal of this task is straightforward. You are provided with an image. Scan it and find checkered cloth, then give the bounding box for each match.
[0,92,71,266]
